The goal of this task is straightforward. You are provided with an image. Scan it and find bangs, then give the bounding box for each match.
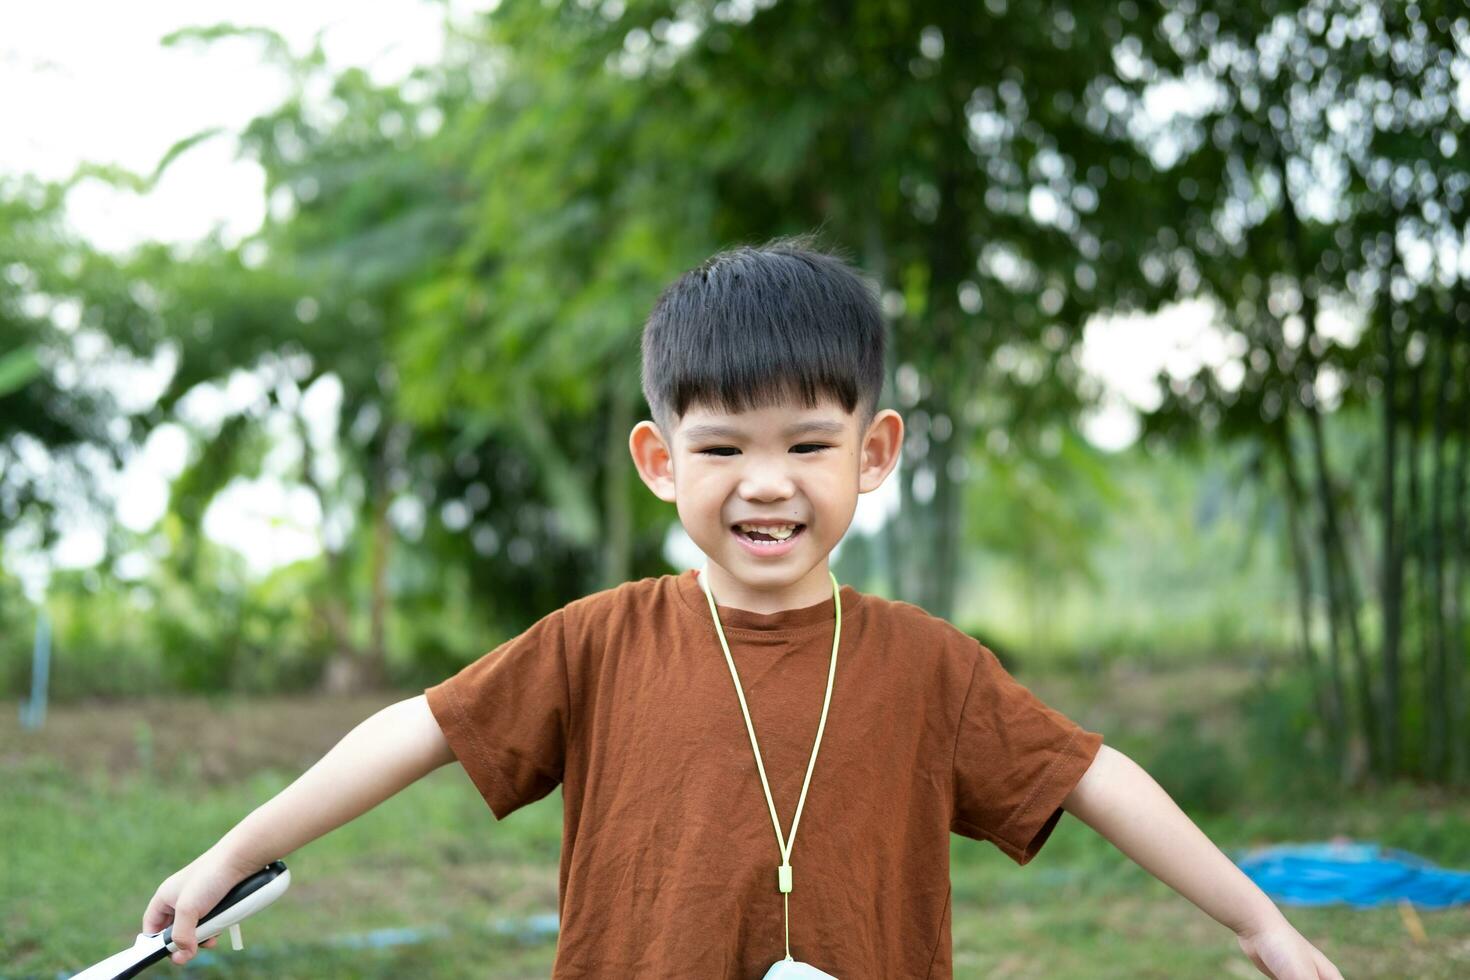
[668,330,866,422]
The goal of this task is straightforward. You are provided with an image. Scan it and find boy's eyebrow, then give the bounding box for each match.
[682,419,847,441]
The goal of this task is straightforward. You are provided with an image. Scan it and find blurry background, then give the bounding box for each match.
[3,1,1467,976]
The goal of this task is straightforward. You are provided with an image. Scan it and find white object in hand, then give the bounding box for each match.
[69,865,290,979]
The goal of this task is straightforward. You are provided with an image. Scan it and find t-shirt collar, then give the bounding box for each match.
[674,566,856,634]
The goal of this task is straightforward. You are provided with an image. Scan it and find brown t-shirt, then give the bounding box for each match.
[425,568,1103,978]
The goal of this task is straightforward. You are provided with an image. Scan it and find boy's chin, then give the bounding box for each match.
[707,546,827,580]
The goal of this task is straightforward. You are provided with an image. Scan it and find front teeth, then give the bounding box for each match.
[737,523,798,540]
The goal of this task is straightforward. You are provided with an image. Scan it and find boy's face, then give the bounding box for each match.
[629,394,903,613]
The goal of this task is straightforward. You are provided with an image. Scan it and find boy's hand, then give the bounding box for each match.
[142,848,259,964]
[1235,920,1345,980]
[135,695,452,965]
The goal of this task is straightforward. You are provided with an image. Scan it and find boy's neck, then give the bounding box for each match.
[698,558,836,616]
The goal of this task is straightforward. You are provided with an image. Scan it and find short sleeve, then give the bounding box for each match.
[425,608,570,820]
[951,642,1103,865]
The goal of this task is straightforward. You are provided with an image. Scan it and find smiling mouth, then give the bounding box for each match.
[732,523,807,544]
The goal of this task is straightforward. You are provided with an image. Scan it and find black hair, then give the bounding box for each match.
[640,234,886,441]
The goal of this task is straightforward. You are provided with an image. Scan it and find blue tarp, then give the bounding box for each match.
[1233,839,1470,909]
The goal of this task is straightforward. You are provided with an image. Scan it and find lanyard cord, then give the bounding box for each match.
[697,564,842,963]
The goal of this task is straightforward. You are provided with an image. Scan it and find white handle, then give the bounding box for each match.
[166,868,291,951]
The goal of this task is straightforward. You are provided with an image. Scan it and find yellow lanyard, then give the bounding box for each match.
[697,564,842,963]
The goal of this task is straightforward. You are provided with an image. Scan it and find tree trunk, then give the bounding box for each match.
[1276,413,1347,778]
[1404,339,1427,776]
[862,209,896,601]
[1448,332,1469,784]
[1427,325,1452,778]
[921,141,974,622]
[599,371,635,591]
[1378,287,1404,773]
[364,421,406,687]
[886,458,914,602]
[368,443,391,668]
[294,409,371,694]
[1278,183,1377,779]
[1302,376,1376,782]
[862,212,914,605]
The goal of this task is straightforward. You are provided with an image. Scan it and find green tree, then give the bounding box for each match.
[1126,0,1468,784]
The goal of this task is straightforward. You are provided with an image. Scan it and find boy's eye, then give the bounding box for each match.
[697,444,832,456]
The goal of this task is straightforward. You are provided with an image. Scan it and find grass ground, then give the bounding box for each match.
[3,665,1468,978]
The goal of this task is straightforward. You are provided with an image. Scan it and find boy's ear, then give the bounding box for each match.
[858,409,904,494]
[629,420,678,503]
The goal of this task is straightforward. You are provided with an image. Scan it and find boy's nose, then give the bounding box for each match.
[737,463,796,501]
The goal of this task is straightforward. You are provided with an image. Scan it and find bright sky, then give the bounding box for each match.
[1,2,1298,594]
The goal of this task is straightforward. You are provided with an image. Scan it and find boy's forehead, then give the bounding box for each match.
[676,397,855,439]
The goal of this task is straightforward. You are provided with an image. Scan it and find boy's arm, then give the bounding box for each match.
[143,694,455,963]
[212,694,455,866]
[1062,745,1345,980]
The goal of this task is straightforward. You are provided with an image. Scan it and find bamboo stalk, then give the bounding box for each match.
[1279,410,1349,781]
[1405,336,1428,777]
[1273,150,1379,779]
[1378,286,1403,773]
[1276,417,1338,773]
[1428,323,1452,778]
[1446,319,1469,784]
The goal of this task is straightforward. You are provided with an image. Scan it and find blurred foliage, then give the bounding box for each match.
[0,181,133,550]
[1142,710,1242,814]
[960,437,1301,668]
[1236,665,1341,804]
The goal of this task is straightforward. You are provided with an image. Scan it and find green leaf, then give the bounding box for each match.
[0,346,42,397]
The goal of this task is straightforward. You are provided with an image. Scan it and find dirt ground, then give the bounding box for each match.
[0,659,1446,804]
[1,691,400,784]
[0,661,1269,782]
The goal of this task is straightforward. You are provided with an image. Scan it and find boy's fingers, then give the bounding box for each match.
[169,908,200,962]
[141,894,172,934]
[1312,948,1343,980]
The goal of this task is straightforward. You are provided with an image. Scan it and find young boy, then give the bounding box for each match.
[145,240,1344,979]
